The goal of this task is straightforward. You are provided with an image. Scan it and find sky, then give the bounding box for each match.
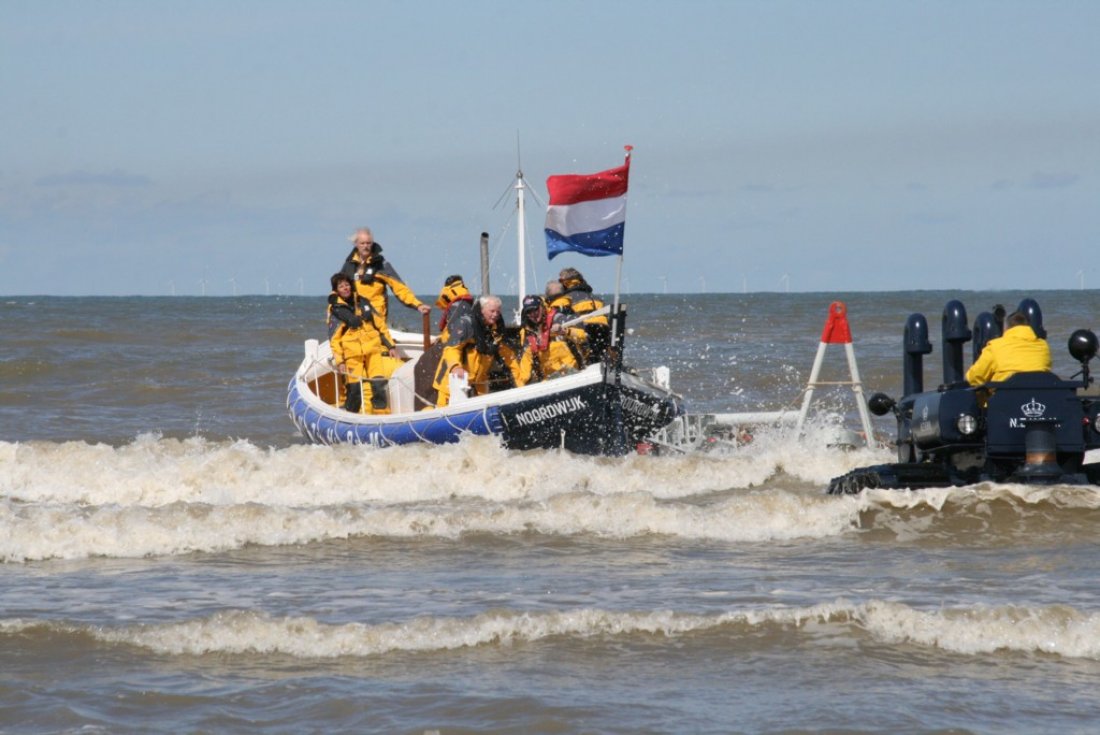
[2,0,1098,296]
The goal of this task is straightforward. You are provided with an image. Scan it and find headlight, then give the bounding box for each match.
[957,414,978,435]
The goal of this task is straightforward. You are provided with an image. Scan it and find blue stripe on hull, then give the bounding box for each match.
[287,378,504,447]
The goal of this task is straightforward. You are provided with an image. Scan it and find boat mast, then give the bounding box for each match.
[515,166,527,315]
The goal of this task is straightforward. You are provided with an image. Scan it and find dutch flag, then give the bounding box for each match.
[544,150,631,260]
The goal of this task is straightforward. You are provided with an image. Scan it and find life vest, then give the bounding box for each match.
[520,308,585,383]
[439,294,474,332]
[524,307,557,354]
[340,244,423,330]
[327,292,361,338]
[563,287,606,321]
[327,293,392,350]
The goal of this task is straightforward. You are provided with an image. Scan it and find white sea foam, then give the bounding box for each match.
[720,421,895,486]
[0,486,862,562]
[856,599,1100,658]
[859,482,1100,512]
[2,433,809,507]
[5,600,1099,660]
[4,433,1096,562]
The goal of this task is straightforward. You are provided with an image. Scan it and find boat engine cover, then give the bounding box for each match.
[910,390,981,449]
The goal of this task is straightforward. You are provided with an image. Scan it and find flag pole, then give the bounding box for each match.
[610,145,632,351]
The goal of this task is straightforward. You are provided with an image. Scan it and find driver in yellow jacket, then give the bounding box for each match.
[516,295,587,385]
[966,311,1052,385]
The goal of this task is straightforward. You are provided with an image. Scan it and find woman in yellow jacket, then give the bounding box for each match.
[433,295,520,407]
[966,311,1052,385]
[328,273,403,414]
[516,295,587,385]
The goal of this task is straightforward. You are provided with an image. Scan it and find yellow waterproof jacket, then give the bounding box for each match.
[341,247,424,336]
[329,295,389,378]
[437,313,520,396]
[516,313,586,386]
[560,287,608,327]
[547,294,572,312]
[966,325,1052,385]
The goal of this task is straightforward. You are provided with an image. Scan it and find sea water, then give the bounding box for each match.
[2,291,1100,734]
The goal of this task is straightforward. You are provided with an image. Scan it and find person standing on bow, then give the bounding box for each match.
[516,295,587,386]
[328,273,402,414]
[339,227,430,344]
[433,295,520,407]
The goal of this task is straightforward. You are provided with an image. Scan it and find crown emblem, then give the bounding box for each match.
[1021,397,1046,418]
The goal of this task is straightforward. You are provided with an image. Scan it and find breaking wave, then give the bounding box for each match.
[4,600,1099,660]
[3,434,1098,562]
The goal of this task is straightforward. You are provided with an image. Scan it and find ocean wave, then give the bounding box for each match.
[4,435,1099,562]
[853,482,1100,542]
[0,488,861,562]
[4,600,1098,660]
[0,429,878,508]
[860,482,1100,512]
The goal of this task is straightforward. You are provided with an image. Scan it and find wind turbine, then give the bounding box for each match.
[658,275,668,294]
[1077,269,1085,290]
[228,276,238,297]
[779,273,790,293]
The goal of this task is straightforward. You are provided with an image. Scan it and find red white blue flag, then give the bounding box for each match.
[544,150,631,260]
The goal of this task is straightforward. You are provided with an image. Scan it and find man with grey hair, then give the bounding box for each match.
[433,294,520,406]
[339,226,430,343]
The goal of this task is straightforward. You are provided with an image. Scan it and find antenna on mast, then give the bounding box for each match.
[489,132,545,324]
[515,131,527,313]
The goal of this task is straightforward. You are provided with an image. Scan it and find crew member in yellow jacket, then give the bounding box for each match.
[966,311,1052,385]
[435,275,474,342]
[434,295,520,407]
[339,227,430,344]
[555,267,610,361]
[328,273,403,414]
[516,295,587,385]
